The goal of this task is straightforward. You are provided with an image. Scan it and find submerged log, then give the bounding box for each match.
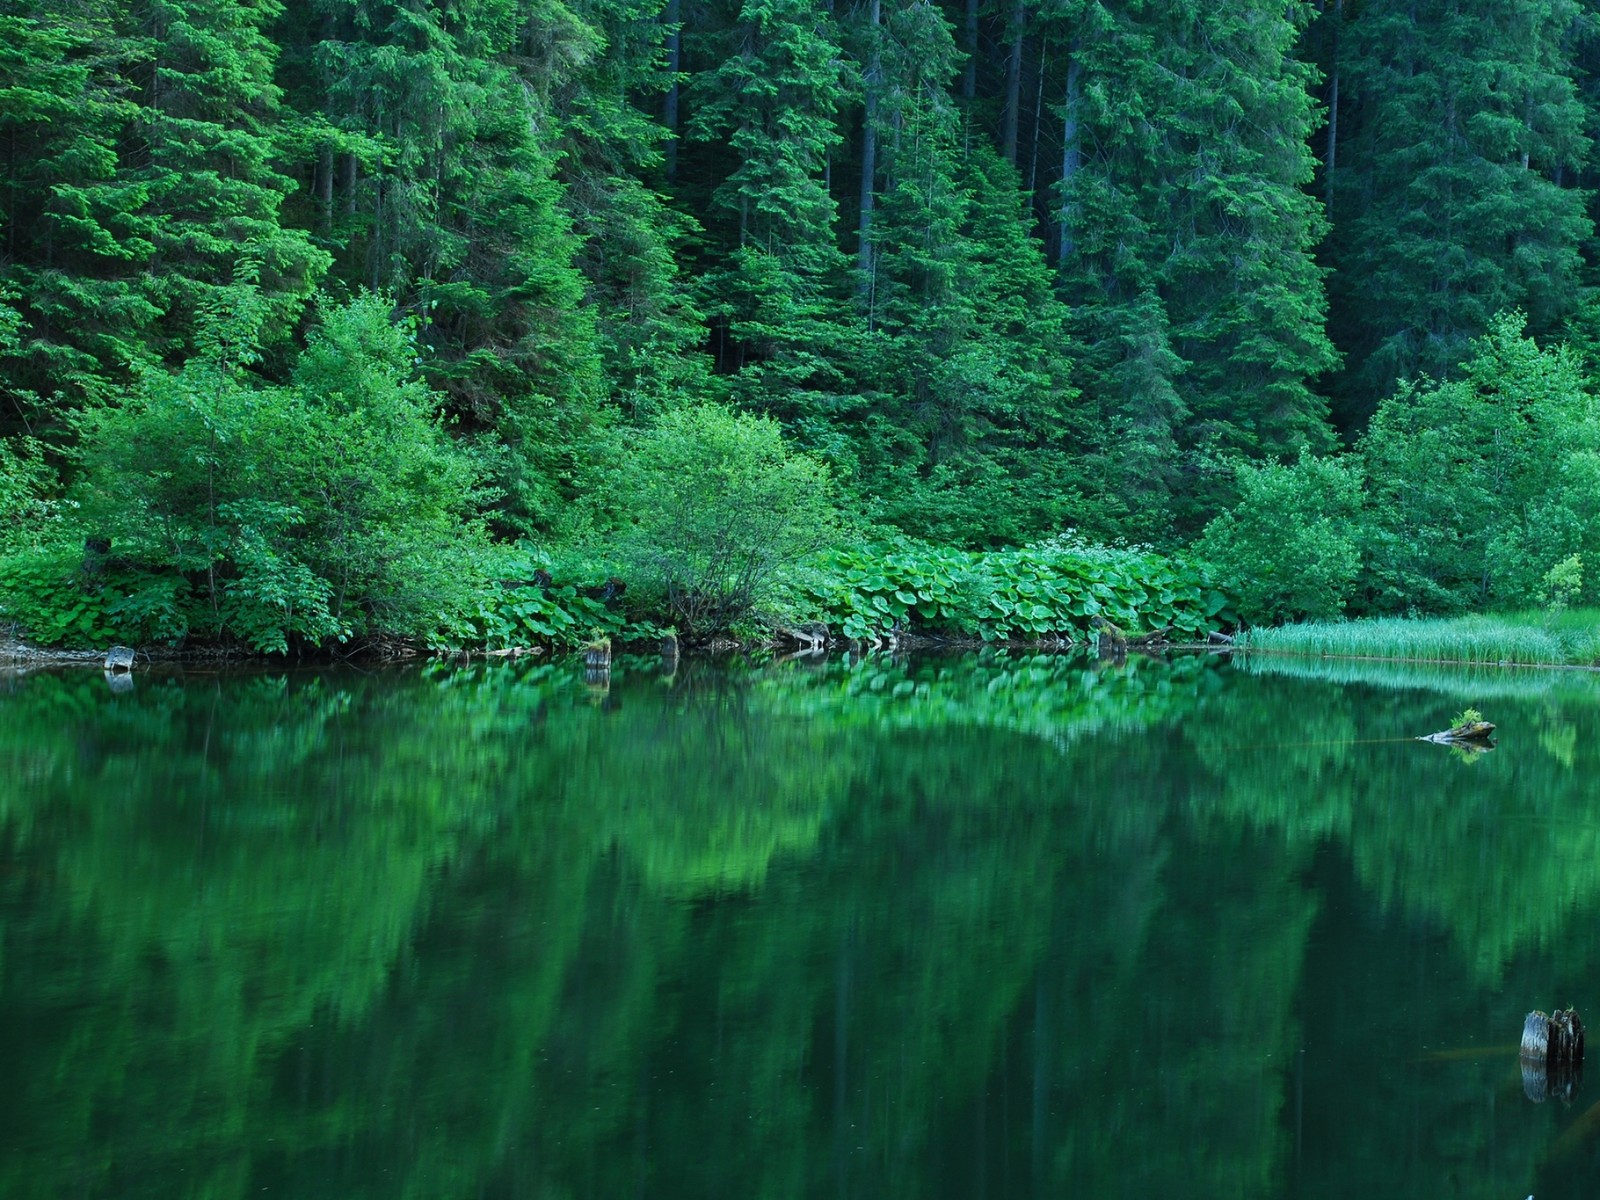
[1522,1008,1585,1063]
[1418,720,1496,746]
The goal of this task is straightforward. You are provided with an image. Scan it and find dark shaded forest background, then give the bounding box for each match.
[8,0,1600,643]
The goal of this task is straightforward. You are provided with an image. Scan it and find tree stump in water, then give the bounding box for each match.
[104,645,135,673]
[584,637,611,669]
[1522,1010,1585,1103]
[1524,1009,1585,1061]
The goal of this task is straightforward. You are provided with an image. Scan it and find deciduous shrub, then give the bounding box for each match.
[1195,456,1363,624]
[55,290,489,652]
[602,404,841,639]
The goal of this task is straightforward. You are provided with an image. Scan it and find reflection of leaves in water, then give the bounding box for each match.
[5,653,1600,1199]
[1540,715,1578,769]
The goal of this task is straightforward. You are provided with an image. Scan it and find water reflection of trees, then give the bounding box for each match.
[2,653,1599,1197]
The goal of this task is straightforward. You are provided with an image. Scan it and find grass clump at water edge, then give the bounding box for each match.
[1235,610,1600,667]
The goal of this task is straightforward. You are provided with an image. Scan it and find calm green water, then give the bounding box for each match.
[4,650,1600,1198]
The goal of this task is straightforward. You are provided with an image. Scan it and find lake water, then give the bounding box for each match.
[3,649,1600,1198]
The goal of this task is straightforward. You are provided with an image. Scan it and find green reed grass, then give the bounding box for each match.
[1233,651,1600,701]
[1236,610,1600,667]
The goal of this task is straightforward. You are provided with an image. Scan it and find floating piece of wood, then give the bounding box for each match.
[104,645,135,673]
[1522,1008,1585,1063]
[1417,720,1496,745]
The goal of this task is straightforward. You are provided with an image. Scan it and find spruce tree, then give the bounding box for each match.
[1049,0,1337,533]
[0,3,151,421]
[685,0,859,426]
[554,0,714,418]
[273,0,606,529]
[856,0,1089,544]
[1326,0,1591,416]
[0,0,325,425]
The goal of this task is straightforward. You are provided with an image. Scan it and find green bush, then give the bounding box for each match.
[470,545,652,648]
[602,403,841,639]
[0,436,64,554]
[1360,312,1600,613]
[1195,456,1364,624]
[67,290,489,652]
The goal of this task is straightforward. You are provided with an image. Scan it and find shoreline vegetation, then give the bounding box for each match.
[1237,612,1600,670]
[9,3,1600,672]
[0,530,1234,664]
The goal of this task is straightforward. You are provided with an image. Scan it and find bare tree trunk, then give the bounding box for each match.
[963,0,980,101]
[1026,39,1045,199]
[342,153,358,218]
[857,0,881,294]
[1002,0,1026,165]
[1058,53,1081,268]
[664,0,682,182]
[1324,0,1341,209]
[316,148,334,235]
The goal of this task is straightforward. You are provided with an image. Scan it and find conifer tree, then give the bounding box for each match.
[0,0,325,424]
[1325,0,1591,416]
[1049,0,1337,532]
[686,0,859,425]
[274,0,606,529]
[554,0,714,418]
[0,4,150,420]
[856,0,1089,543]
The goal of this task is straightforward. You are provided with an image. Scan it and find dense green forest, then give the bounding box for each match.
[7,0,1600,647]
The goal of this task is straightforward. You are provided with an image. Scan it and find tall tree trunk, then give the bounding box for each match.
[316,148,334,235]
[342,153,358,218]
[1058,53,1081,268]
[858,0,880,294]
[664,0,681,182]
[1002,0,1025,165]
[1324,0,1340,209]
[963,0,980,101]
[1026,39,1045,199]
